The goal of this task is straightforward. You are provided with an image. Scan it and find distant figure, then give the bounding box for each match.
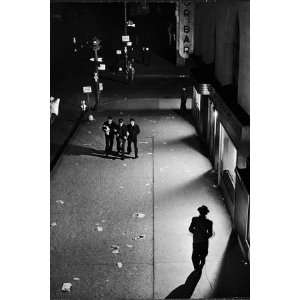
[50,97,60,125]
[180,87,187,113]
[127,118,140,159]
[127,61,135,82]
[116,118,128,160]
[102,116,117,156]
[167,23,176,46]
[189,205,213,269]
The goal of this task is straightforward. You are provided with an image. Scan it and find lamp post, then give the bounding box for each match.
[123,1,129,75]
[92,37,101,111]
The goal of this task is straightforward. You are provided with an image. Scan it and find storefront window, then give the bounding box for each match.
[246,203,250,246]
[220,124,237,184]
[193,87,200,111]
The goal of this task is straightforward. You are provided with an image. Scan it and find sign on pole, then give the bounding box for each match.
[83,86,92,93]
[179,0,195,59]
[122,35,130,42]
[98,64,106,71]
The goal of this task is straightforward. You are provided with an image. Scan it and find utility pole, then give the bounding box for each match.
[92,37,101,111]
[124,0,127,35]
[124,0,128,76]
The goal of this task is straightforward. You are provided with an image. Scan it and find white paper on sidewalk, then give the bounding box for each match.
[111,245,120,254]
[134,213,145,218]
[96,225,103,232]
[132,234,146,240]
[61,282,72,292]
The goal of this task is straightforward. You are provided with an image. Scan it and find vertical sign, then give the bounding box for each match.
[179,0,195,59]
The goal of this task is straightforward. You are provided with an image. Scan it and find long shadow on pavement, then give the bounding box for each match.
[165,267,203,299]
[210,230,250,298]
[63,144,132,160]
[174,110,195,127]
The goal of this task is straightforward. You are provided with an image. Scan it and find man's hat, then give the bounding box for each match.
[197,205,209,215]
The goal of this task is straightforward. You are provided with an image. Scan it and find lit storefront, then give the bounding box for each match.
[192,80,250,259]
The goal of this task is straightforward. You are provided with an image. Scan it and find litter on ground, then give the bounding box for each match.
[61,283,72,292]
[96,225,103,232]
[111,245,120,254]
[117,262,123,268]
[51,222,57,227]
[73,277,80,281]
[56,200,64,205]
[134,213,145,218]
[132,234,146,240]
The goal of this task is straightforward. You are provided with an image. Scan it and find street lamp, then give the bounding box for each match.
[92,36,101,111]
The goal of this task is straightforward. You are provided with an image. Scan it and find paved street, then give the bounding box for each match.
[51,96,249,299]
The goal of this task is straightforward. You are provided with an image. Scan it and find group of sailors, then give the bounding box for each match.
[102,116,141,160]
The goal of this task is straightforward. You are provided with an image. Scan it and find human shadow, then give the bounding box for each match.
[165,267,203,299]
[64,144,131,160]
[210,230,250,298]
[174,109,195,127]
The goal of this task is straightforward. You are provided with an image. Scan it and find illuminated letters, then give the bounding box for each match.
[184,26,190,33]
[179,0,194,58]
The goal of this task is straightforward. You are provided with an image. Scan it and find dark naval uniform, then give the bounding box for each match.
[127,123,140,158]
[116,124,128,159]
[189,215,213,269]
[102,120,117,155]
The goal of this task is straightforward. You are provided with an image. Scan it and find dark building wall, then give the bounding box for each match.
[194,0,250,115]
[237,2,250,115]
[194,2,216,65]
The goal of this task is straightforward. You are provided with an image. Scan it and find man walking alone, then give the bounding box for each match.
[189,205,213,270]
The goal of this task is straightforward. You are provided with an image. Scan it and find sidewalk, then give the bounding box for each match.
[50,97,249,299]
[51,51,196,167]
[51,76,192,167]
